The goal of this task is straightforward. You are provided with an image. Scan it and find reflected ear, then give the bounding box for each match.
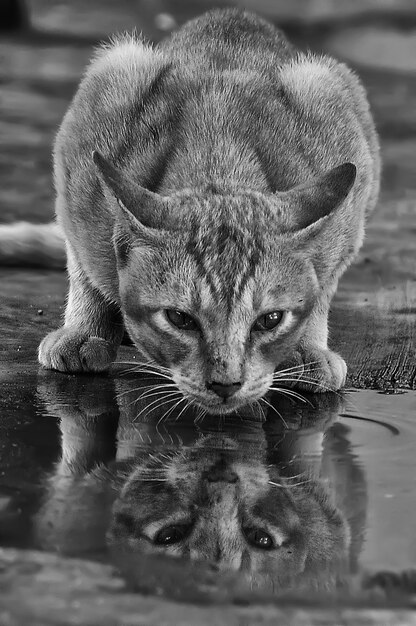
[278,163,356,231]
[92,150,169,231]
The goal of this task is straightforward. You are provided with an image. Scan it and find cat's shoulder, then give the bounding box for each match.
[80,33,170,108]
[279,53,367,112]
[278,53,378,155]
[57,34,173,163]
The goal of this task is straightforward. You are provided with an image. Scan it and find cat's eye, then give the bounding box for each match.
[252,311,284,332]
[243,526,275,550]
[153,523,193,545]
[166,309,199,331]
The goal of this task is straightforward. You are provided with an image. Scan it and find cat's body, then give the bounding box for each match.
[37,9,380,413]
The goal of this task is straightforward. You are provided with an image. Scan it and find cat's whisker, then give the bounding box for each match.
[268,386,313,406]
[147,452,166,464]
[161,395,187,422]
[140,358,172,374]
[260,397,288,428]
[117,358,171,373]
[175,397,192,422]
[136,385,179,401]
[284,479,313,488]
[115,359,160,368]
[134,391,182,420]
[116,361,174,381]
[273,361,321,375]
[272,367,325,383]
[194,406,207,425]
[125,389,172,409]
[273,372,344,396]
[269,385,306,401]
[273,367,325,380]
[160,396,187,426]
[254,399,266,422]
[273,365,324,376]
[145,391,185,418]
[282,472,308,480]
[118,371,166,381]
[117,382,177,399]
[117,384,156,397]
[271,375,325,387]
[119,370,174,384]
[268,480,283,488]
[277,376,343,396]
[268,478,312,489]
[128,369,173,381]
[157,452,174,461]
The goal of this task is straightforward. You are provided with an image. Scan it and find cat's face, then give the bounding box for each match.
[93,152,356,414]
[119,194,319,414]
[108,438,348,587]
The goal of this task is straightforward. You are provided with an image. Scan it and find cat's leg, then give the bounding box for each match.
[277,294,346,392]
[39,246,123,373]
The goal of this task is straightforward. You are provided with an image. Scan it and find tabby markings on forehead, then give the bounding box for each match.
[185,196,266,308]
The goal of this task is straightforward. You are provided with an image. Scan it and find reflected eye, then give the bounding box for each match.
[166,309,199,331]
[252,311,284,332]
[243,527,275,550]
[153,524,193,545]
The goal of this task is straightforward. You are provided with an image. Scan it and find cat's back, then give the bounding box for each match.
[160,8,296,73]
[56,9,294,192]
[57,7,379,210]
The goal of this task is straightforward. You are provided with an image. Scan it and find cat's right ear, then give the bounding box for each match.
[278,162,357,231]
[277,163,358,285]
[92,151,169,234]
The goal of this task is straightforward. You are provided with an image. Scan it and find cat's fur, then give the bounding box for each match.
[36,8,380,413]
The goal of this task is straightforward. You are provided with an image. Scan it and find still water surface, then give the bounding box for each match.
[1,363,415,601]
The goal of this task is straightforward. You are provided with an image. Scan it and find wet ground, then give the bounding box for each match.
[1,1,416,624]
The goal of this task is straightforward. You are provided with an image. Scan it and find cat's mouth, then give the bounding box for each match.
[187,392,259,416]
[169,374,267,417]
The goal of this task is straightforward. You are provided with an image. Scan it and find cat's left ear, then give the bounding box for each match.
[277,163,358,284]
[277,162,357,231]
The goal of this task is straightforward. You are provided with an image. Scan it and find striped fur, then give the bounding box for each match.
[33,9,379,413]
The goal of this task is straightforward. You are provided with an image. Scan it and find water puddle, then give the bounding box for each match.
[1,364,415,604]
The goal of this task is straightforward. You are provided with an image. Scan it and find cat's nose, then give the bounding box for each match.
[206,381,242,399]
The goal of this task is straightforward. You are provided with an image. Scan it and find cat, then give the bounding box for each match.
[34,374,365,594]
[34,8,380,414]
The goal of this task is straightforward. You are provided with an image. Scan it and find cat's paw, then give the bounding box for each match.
[275,347,347,392]
[38,327,117,373]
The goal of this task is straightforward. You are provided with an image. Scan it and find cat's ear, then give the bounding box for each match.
[278,163,358,284]
[92,150,169,232]
[278,163,356,231]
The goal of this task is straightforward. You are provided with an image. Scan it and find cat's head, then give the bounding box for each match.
[94,152,356,414]
[108,436,349,589]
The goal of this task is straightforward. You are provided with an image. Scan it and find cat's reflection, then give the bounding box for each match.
[35,371,366,595]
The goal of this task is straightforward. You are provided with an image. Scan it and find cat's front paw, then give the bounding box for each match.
[38,327,117,373]
[275,347,347,392]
